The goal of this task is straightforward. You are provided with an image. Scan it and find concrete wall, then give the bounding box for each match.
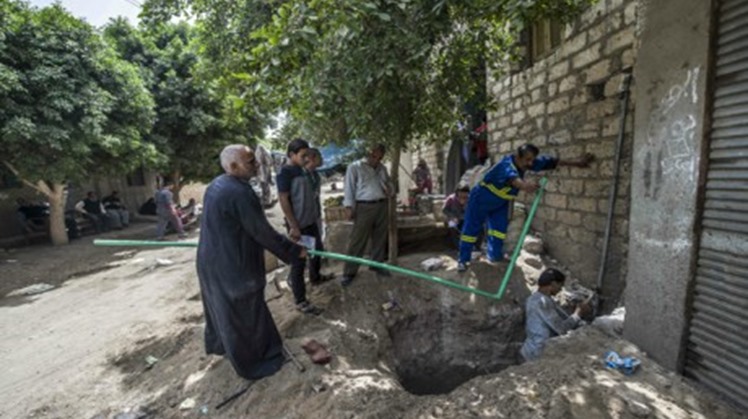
[623,0,714,371]
[486,0,640,300]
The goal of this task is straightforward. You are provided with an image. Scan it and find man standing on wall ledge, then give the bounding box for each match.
[457,143,594,272]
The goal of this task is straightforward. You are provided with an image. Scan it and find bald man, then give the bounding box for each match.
[197,144,307,380]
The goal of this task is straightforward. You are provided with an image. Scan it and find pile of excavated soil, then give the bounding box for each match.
[94,253,746,419]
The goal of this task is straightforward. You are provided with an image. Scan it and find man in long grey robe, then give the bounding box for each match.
[197,144,306,380]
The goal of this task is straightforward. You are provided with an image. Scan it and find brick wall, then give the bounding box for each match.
[487,0,640,301]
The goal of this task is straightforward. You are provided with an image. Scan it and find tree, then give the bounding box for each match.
[0,1,158,245]
[142,0,593,259]
[104,19,265,201]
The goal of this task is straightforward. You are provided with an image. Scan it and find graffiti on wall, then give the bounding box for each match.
[641,67,701,199]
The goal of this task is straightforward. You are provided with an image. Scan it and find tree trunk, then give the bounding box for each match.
[171,169,182,205]
[388,146,401,263]
[47,182,68,246]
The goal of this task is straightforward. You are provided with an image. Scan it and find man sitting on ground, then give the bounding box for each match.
[520,268,590,362]
[103,191,129,229]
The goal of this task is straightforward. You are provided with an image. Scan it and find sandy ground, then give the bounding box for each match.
[1,183,746,419]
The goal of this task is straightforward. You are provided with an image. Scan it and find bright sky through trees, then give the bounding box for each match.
[28,0,140,27]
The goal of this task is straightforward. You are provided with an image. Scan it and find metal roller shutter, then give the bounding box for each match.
[684,0,748,411]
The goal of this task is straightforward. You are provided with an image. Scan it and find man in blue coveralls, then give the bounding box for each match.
[457,144,593,272]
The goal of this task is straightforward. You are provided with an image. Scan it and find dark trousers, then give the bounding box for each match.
[344,201,388,277]
[85,213,109,233]
[287,223,324,304]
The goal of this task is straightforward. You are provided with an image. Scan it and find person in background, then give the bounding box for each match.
[340,144,392,286]
[16,197,49,234]
[408,159,433,209]
[304,148,335,285]
[155,180,186,240]
[520,268,590,362]
[442,184,483,249]
[197,144,307,380]
[75,191,110,233]
[102,191,129,229]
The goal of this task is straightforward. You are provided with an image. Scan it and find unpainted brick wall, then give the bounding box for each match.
[487,0,640,302]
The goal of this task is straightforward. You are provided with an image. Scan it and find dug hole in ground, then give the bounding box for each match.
[0,206,746,419]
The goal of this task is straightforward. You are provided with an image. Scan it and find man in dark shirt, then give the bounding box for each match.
[103,191,129,229]
[277,139,323,315]
[76,192,110,233]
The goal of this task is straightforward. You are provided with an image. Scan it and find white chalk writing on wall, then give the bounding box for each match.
[641,67,700,198]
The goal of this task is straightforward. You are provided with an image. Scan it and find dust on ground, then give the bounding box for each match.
[1,188,746,419]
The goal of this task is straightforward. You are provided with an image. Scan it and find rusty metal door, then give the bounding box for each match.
[684,0,748,411]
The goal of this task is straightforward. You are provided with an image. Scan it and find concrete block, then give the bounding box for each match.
[511,110,527,125]
[528,71,547,90]
[584,59,611,83]
[548,96,571,114]
[557,210,582,226]
[605,27,636,55]
[569,197,598,213]
[587,98,618,119]
[571,91,589,107]
[530,87,544,102]
[621,48,636,68]
[584,179,611,197]
[602,117,621,136]
[548,82,559,97]
[624,1,637,25]
[528,102,546,118]
[544,193,568,209]
[559,75,579,93]
[548,129,571,145]
[604,73,625,97]
[563,32,588,57]
[561,179,585,195]
[498,116,511,128]
[583,213,607,232]
[586,140,617,159]
[573,45,601,69]
[549,61,570,81]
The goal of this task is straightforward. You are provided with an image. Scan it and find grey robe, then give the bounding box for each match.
[197,174,302,379]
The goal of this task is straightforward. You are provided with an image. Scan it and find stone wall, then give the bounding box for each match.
[487,0,640,302]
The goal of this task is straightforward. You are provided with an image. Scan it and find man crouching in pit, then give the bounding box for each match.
[196,144,307,379]
[520,268,591,362]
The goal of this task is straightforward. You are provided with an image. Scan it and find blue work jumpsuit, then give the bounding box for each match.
[458,154,558,264]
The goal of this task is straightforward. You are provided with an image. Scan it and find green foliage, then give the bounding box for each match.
[104,19,263,183]
[0,1,159,185]
[141,0,594,150]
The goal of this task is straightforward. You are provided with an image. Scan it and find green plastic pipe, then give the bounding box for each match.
[94,177,547,300]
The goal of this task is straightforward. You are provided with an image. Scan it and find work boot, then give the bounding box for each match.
[457,262,468,273]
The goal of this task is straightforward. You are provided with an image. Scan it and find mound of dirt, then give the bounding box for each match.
[101,252,746,419]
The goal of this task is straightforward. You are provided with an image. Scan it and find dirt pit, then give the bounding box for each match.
[389,305,524,395]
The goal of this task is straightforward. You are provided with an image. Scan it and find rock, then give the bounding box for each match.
[179,398,196,410]
[420,257,444,271]
[592,307,625,336]
[7,283,55,297]
[155,258,174,266]
[434,406,444,416]
[522,236,544,255]
[627,400,652,418]
[523,254,543,269]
